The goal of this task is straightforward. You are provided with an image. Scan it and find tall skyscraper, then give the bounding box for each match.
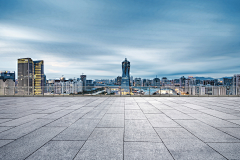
[80,75,86,91]
[33,60,44,95]
[121,58,130,87]
[18,58,34,95]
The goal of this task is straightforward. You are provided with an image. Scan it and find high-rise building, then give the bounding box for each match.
[18,58,34,95]
[153,77,160,86]
[33,60,44,95]
[233,74,240,95]
[130,76,133,86]
[223,77,232,86]
[80,75,86,91]
[142,79,147,86]
[121,58,130,87]
[116,76,122,85]
[180,76,186,87]
[134,78,142,87]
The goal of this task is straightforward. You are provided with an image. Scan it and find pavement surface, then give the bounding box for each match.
[0,97,240,160]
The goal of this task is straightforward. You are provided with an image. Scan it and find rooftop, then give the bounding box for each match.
[0,97,240,160]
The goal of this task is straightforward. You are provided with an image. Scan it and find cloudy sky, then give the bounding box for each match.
[0,0,240,80]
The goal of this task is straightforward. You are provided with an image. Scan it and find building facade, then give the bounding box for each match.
[80,75,86,91]
[33,60,44,95]
[121,58,130,87]
[18,58,34,95]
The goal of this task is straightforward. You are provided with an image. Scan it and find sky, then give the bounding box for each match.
[0,0,240,80]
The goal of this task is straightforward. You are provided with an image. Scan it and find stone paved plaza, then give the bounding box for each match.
[0,97,240,160]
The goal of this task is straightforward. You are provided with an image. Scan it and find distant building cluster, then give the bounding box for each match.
[0,57,240,96]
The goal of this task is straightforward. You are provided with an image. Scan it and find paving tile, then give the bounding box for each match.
[175,107,202,114]
[152,104,173,110]
[182,104,208,110]
[0,114,48,127]
[146,114,180,128]
[0,119,54,139]
[125,104,140,110]
[188,114,240,128]
[0,97,240,160]
[81,109,107,119]
[125,120,161,142]
[39,110,74,119]
[125,110,146,119]
[161,110,195,119]
[124,142,173,160]
[155,128,226,160]
[75,128,123,160]
[107,107,124,114]
[0,119,12,124]
[176,120,240,142]
[97,114,124,128]
[53,119,100,140]
[46,111,86,127]
[200,109,240,119]
[0,126,12,133]
[218,128,240,139]
[36,107,63,114]
[227,119,240,125]
[208,143,240,160]
[0,127,66,160]
[26,141,85,160]
[139,107,162,114]
[0,140,13,148]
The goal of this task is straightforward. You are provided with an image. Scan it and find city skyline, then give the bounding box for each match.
[1,0,240,79]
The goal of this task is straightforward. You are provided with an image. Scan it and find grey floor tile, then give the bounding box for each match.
[208,143,240,160]
[0,126,12,133]
[36,107,63,114]
[0,119,54,139]
[81,109,107,119]
[175,107,202,114]
[146,114,180,128]
[0,114,47,127]
[176,120,240,142]
[39,110,74,119]
[97,114,124,128]
[125,104,140,110]
[125,110,146,119]
[0,119,12,124]
[188,114,240,128]
[218,127,240,139]
[26,141,85,160]
[161,110,195,119]
[228,119,240,125]
[124,142,174,160]
[0,140,13,148]
[53,119,100,140]
[156,128,226,160]
[200,109,240,120]
[139,107,162,114]
[107,107,124,114]
[125,120,161,142]
[75,128,123,160]
[0,127,66,160]
[46,111,86,127]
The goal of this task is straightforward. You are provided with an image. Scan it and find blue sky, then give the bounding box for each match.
[0,0,240,79]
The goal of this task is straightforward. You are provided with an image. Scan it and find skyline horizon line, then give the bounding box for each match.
[1,57,237,80]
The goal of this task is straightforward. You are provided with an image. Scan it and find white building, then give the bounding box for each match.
[0,79,15,95]
[233,74,240,95]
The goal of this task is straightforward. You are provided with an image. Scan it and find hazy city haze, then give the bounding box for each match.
[0,0,240,79]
